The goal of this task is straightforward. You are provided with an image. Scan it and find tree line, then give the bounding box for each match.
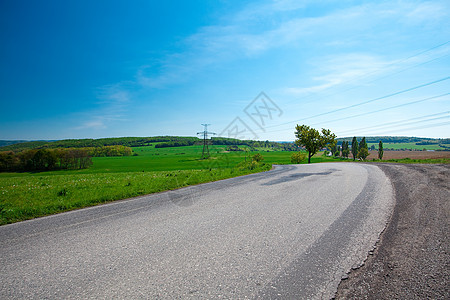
[0,136,199,152]
[0,149,92,172]
[332,137,384,160]
[155,141,196,148]
[0,145,133,172]
[294,125,385,163]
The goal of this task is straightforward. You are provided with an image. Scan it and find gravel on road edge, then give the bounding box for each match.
[335,163,449,299]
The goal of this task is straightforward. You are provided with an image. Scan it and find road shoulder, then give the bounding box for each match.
[335,163,449,299]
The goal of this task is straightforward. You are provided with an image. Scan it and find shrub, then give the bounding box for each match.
[290,152,306,164]
[252,153,264,162]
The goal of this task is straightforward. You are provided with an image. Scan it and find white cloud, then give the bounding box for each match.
[281,53,392,96]
[137,0,449,89]
[75,119,106,130]
[74,83,133,131]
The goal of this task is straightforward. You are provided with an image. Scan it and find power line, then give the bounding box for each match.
[310,93,450,126]
[367,121,450,135]
[283,40,450,106]
[259,76,450,132]
[343,114,450,136]
[338,111,450,135]
[256,102,449,137]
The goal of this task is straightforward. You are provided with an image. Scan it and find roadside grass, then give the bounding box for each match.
[0,162,271,225]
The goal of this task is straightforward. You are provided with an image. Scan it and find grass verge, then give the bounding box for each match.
[0,163,271,225]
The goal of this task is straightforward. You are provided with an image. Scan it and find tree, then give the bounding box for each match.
[359,137,367,151]
[294,125,336,164]
[291,152,306,164]
[357,137,369,160]
[330,144,338,156]
[334,145,340,157]
[351,137,358,161]
[378,141,384,160]
[341,141,350,158]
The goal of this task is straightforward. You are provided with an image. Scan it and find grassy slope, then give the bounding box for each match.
[5,142,445,225]
[1,145,311,224]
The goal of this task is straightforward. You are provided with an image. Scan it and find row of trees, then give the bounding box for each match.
[155,141,195,148]
[0,149,92,172]
[335,137,384,160]
[0,145,134,172]
[86,145,132,157]
[294,125,385,163]
[0,136,199,152]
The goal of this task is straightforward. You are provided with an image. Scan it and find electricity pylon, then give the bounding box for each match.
[197,124,215,159]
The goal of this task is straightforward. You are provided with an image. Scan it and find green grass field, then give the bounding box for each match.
[0,145,307,224]
[6,142,446,225]
[0,164,274,225]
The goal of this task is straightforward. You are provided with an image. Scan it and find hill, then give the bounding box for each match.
[0,136,298,152]
[1,136,449,152]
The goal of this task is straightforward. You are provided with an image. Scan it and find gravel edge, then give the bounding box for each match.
[334,163,449,299]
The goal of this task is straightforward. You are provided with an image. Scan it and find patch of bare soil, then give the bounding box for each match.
[367,150,450,160]
[335,164,449,299]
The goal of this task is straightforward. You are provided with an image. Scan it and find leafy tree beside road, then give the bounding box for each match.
[294,125,336,164]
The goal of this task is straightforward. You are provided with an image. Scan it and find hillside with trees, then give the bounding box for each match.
[0,136,300,152]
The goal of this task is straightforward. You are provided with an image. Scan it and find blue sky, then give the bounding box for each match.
[1,0,449,141]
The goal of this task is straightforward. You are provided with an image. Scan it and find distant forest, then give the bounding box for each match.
[1,136,448,153]
[0,136,298,152]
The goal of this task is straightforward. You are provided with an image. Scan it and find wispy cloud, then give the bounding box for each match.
[75,83,133,131]
[136,1,448,89]
[76,0,450,132]
[282,53,392,96]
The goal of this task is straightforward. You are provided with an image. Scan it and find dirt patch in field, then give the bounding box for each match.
[367,150,450,160]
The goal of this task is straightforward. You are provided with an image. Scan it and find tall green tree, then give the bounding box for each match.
[378,141,384,160]
[357,137,369,160]
[334,145,340,157]
[342,141,350,158]
[294,125,336,164]
[351,137,358,161]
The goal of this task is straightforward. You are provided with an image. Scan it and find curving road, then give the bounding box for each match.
[0,163,394,299]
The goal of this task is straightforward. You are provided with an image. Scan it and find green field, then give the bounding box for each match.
[2,142,448,225]
[1,145,329,224]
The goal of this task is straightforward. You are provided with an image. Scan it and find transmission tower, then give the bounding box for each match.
[197,124,216,159]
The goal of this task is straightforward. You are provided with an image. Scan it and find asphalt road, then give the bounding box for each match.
[0,163,394,299]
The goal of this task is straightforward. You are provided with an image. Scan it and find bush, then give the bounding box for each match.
[252,153,264,162]
[291,152,306,164]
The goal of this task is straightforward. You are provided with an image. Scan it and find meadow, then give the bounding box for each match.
[1,143,448,225]
[0,145,306,224]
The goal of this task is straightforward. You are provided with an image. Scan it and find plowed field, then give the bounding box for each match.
[367,150,450,160]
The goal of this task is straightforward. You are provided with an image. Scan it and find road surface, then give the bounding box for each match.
[0,163,394,299]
